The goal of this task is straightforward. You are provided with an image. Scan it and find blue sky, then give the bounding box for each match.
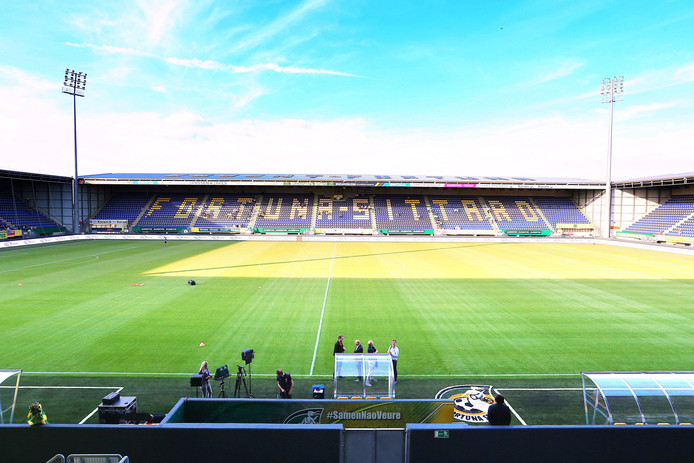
[1,0,693,180]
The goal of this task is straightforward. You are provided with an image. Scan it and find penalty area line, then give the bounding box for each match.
[309,242,337,376]
[492,386,527,426]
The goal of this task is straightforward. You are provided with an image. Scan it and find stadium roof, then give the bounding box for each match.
[79,173,605,189]
[611,172,694,188]
[0,169,71,183]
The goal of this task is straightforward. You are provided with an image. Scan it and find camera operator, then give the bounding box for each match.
[276,369,294,399]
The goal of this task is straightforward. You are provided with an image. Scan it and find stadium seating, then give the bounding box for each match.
[80,190,694,239]
[427,195,495,230]
[91,192,153,225]
[481,196,549,230]
[373,195,431,230]
[254,193,314,229]
[532,196,592,230]
[314,195,373,230]
[136,194,207,227]
[192,194,256,229]
[623,194,694,236]
[0,190,60,229]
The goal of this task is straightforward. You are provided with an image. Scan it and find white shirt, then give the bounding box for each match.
[387,345,399,360]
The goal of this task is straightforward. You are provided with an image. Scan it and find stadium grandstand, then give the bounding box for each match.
[4,170,694,245]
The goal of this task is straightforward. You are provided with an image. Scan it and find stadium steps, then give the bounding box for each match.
[572,198,597,227]
[130,195,156,227]
[423,196,437,228]
[189,194,209,227]
[86,195,111,222]
[528,197,555,231]
[369,195,377,229]
[478,196,501,234]
[311,194,319,229]
[25,197,61,227]
[247,194,262,229]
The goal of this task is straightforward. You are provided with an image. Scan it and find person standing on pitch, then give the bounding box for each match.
[333,334,345,378]
[354,339,364,382]
[198,360,212,398]
[366,340,378,386]
[276,369,294,399]
[487,394,512,425]
[387,339,399,383]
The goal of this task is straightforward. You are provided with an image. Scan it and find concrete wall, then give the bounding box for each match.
[0,423,342,463]
[407,424,694,463]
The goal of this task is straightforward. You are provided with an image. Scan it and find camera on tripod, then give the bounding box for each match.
[234,349,255,398]
[213,364,231,398]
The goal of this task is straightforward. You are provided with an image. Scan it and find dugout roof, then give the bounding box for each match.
[582,371,694,425]
[79,173,605,189]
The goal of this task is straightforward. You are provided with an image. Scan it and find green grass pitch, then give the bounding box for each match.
[2,239,693,423]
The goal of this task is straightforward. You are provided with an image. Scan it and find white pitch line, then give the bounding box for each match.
[0,385,123,389]
[79,387,123,424]
[19,372,581,377]
[504,397,527,426]
[492,386,528,426]
[309,242,337,375]
[1,246,138,273]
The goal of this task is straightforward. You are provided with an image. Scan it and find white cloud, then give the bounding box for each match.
[166,56,358,76]
[230,0,329,53]
[143,0,179,43]
[66,42,153,57]
[69,42,356,76]
[614,102,678,122]
[1,68,692,181]
[531,60,585,86]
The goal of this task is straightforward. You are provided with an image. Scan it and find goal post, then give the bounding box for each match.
[0,369,22,424]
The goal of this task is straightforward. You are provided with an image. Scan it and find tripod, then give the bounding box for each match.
[234,365,253,398]
[217,378,229,398]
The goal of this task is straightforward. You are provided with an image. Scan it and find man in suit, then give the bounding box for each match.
[333,334,345,378]
[354,339,363,382]
[487,394,512,425]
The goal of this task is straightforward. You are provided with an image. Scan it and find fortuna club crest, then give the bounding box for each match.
[436,385,495,423]
[283,408,324,425]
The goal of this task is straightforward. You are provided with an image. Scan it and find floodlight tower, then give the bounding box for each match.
[600,76,623,238]
[62,69,87,234]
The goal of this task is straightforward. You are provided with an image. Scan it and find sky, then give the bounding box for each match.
[1,0,693,181]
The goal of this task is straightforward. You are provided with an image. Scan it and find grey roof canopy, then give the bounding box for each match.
[582,371,694,425]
